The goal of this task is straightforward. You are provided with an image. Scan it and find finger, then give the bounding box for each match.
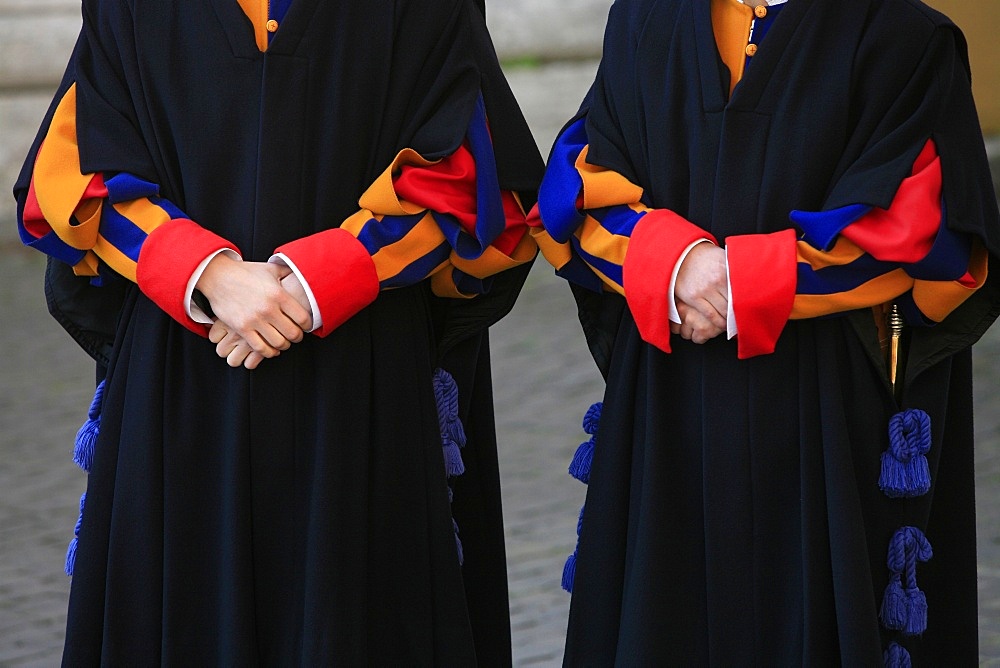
[704,291,729,325]
[267,262,293,281]
[691,298,727,331]
[215,331,243,359]
[269,302,308,343]
[281,301,312,335]
[243,351,265,370]
[258,322,294,351]
[680,309,724,344]
[279,275,314,332]
[242,330,282,358]
[208,321,231,344]
[274,316,305,345]
[226,342,253,368]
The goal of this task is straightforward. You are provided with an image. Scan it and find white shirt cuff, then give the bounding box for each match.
[269,253,322,333]
[185,248,242,324]
[725,248,737,339]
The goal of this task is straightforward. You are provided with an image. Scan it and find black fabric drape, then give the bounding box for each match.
[561,0,1000,664]
[13,0,541,664]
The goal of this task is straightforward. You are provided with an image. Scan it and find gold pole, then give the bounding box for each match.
[887,304,905,402]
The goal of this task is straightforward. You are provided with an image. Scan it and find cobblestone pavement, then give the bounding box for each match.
[2,60,999,666]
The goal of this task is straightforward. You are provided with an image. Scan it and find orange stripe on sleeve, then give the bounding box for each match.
[576,146,644,210]
[790,269,914,320]
[32,84,100,247]
[911,241,989,322]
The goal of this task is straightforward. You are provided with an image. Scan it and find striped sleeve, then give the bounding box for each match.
[276,95,536,337]
[530,118,717,353]
[727,139,985,358]
[17,82,237,335]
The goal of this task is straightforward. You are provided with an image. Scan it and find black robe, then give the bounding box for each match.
[13,0,542,664]
[561,0,1000,664]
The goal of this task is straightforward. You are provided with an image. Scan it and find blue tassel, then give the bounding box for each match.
[879,409,932,498]
[883,642,912,668]
[73,420,99,472]
[72,381,106,473]
[582,402,603,435]
[64,537,78,577]
[881,527,933,634]
[433,369,466,478]
[880,574,908,630]
[562,506,586,593]
[568,437,595,484]
[562,551,577,593]
[562,403,602,594]
[442,439,466,477]
[65,492,86,577]
[569,403,602,485]
[904,587,928,636]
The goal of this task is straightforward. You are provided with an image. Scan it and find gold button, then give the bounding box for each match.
[754,5,767,18]
[745,43,758,57]
[266,19,279,32]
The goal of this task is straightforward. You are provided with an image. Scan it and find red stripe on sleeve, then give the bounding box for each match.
[276,228,380,337]
[491,191,529,257]
[81,173,110,201]
[622,210,718,354]
[840,139,942,263]
[726,229,797,359]
[137,218,238,336]
[23,171,109,241]
[22,178,49,240]
[393,143,478,234]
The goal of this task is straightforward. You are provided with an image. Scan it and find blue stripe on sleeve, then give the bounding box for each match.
[104,173,160,204]
[379,240,452,289]
[903,201,971,281]
[18,225,88,266]
[589,205,645,237]
[537,118,588,244]
[795,253,897,295]
[457,94,506,260]
[554,254,606,294]
[790,204,870,251]
[354,212,427,256]
[99,205,149,264]
[571,237,623,288]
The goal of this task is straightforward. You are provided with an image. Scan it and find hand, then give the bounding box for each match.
[674,243,728,334]
[209,321,266,369]
[195,255,311,358]
[670,301,726,344]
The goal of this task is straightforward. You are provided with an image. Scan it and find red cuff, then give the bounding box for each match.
[137,218,238,336]
[276,228,380,337]
[622,210,717,353]
[726,230,797,359]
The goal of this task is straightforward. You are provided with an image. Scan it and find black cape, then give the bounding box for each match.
[14,0,542,664]
[562,0,1000,664]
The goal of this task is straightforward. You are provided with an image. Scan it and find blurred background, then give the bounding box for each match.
[1,0,998,664]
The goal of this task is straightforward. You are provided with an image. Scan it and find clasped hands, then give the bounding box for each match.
[194,242,727,369]
[670,243,729,344]
[195,254,313,370]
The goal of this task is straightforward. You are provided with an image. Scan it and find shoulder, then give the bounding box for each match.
[878,0,956,29]
[600,0,690,50]
[857,0,968,73]
[863,0,960,42]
